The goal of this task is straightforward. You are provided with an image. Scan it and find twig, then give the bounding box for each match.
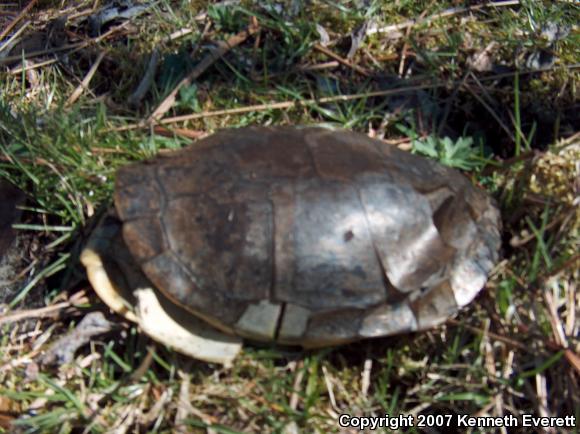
[148,20,260,123]
[9,57,59,74]
[361,357,372,398]
[0,20,31,56]
[541,253,580,283]
[564,281,575,337]
[65,51,106,106]
[298,61,339,72]
[516,323,580,376]
[175,370,194,431]
[0,0,38,41]
[0,302,73,325]
[510,208,574,247]
[113,63,580,132]
[250,19,261,78]
[250,60,339,81]
[0,20,131,66]
[120,83,441,131]
[313,43,370,77]
[494,150,537,168]
[289,362,304,411]
[535,372,550,420]
[0,41,86,66]
[321,365,339,411]
[554,131,580,150]
[153,125,206,140]
[129,345,156,381]
[543,290,567,348]
[447,318,528,351]
[397,6,429,77]
[167,28,194,41]
[368,1,521,35]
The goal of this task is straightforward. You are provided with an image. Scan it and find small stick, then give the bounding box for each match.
[0,0,38,41]
[543,290,567,348]
[250,61,339,81]
[148,21,260,123]
[289,362,304,411]
[153,125,206,140]
[167,28,194,41]
[0,41,86,66]
[321,365,339,411]
[0,302,73,325]
[494,149,537,168]
[541,254,580,282]
[65,51,106,106]
[368,1,521,36]
[397,6,428,77]
[175,370,193,430]
[0,20,130,66]
[113,63,580,132]
[298,61,339,72]
[515,322,580,376]
[154,83,440,126]
[447,318,528,351]
[510,209,573,247]
[313,43,370,77]
[9,57,59,74]
[361,357,372,398]
[129,345,156,381]
[554,131,580,149]
[0,20,31,55]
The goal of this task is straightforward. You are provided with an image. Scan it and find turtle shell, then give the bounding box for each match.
[114,127,501,347]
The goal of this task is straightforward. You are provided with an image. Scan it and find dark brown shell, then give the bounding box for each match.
[114,127,501,346]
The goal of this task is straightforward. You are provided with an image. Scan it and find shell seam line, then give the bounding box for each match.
[152,166,203,289]
[273,302,287,342]
[269,197,276,304]
[353,187,397,301]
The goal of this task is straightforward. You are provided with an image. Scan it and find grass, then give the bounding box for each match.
[0,0,579,432]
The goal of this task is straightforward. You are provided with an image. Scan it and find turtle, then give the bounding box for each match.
[81,126,501,365]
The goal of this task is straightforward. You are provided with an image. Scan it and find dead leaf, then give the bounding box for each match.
[347,20,369,59]
[40,311,114,365]
[315,24,330,47]
[88,0,151,36]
